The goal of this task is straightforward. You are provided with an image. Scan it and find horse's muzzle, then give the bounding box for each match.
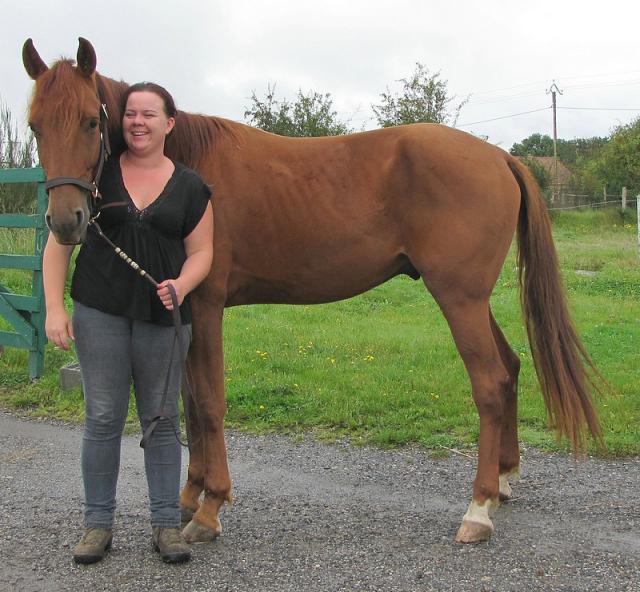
[45,208,88,245]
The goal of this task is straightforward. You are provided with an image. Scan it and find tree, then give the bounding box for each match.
[510,133,608,165]
[521,156,551,195]
[371,63,466,128]
[244,85,351,137]
[569,137,608,164]
[582,117,640,196]
[0,101,38,213]
[510,133,554,157]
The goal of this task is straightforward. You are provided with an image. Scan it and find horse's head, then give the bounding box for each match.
[23,38,105,244]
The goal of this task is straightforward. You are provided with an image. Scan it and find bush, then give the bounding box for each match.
[0,100,38,214]
[520,156,552,203]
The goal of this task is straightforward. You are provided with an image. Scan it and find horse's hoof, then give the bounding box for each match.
[181,507,195,527]
[182,519,221,544]
[499,474,513,501]
[455,520,494,543]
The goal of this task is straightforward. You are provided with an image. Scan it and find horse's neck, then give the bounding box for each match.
[96,74,128,152]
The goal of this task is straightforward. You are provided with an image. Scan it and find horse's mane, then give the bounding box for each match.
[166,111,239,169]
[96,73,239,170]
[29,60,91,141]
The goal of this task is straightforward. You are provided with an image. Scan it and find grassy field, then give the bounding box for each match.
[1,208,639,456]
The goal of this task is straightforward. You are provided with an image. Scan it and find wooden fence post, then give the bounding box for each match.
[622,187,627,210]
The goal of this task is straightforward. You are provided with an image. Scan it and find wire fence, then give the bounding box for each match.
[548,197,638,211]
[546,194,640,258]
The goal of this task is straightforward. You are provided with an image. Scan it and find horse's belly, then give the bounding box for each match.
[225,252,418,306]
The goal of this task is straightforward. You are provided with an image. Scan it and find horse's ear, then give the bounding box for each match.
[76,37,96,78]
[22,38,48,80]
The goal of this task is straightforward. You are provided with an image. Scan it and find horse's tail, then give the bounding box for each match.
[508,157,602,452]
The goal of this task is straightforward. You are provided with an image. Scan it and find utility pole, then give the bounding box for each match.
[546,81,563,202]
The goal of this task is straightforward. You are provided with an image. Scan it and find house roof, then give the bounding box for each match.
[523,156,572,185]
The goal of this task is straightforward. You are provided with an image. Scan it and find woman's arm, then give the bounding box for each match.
[42,234,76,349]
[157,201,214,310]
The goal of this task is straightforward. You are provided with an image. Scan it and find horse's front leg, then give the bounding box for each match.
[181,300,232,543]
[179,383,203,526]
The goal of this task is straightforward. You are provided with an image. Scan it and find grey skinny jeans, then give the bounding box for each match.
[73,301,190,529]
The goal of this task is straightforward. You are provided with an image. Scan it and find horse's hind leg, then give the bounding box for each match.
[489,311,521,500]
[424,285,511,542]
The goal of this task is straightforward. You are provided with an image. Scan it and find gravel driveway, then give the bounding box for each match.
[1,409,638,592]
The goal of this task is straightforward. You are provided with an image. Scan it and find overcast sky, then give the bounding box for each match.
[2,0,639,150]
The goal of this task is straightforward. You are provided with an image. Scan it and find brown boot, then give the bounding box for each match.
[73,528,112,564]
[152,527,191,563]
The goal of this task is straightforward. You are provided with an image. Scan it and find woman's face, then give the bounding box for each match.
[122,91,175,156]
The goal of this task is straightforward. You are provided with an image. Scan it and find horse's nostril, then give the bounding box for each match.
[45,214,52,230]
[75,209,85,227]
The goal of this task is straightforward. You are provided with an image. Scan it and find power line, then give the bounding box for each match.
[554,68,640,82]
[561,79,640,92]
[462,71,640,108]
[465,69,640,95]
[464,79,554,99]
[456,106,550,128]
[559,106,640,111]
[465,90,545,107]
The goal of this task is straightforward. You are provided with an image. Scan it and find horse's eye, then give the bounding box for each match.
[88,119,99,129]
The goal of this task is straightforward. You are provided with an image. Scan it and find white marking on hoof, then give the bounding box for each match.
[464,498,496,523]
[499,474,513,499]
[506,466,521,484]
[455,500,495,543]
[182,519,221,544]
[499,466,521,500]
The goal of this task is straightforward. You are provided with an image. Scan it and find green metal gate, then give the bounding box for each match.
[0,167,47,379]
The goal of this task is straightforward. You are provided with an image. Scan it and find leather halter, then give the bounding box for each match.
[44,103,111,221]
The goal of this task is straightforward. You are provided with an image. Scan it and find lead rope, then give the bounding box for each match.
[89,219,192,450]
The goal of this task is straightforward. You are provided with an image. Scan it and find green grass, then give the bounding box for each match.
[0,227,37,292]
[1,209,639,455]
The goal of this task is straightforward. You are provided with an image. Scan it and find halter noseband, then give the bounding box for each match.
[44,102,111,221]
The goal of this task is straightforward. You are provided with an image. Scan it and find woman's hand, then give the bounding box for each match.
[156,279,184,311]
[45,307,74,350]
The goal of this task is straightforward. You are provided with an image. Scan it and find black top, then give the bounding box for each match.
[71,157,211,326]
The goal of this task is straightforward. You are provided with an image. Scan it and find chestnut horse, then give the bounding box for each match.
[23,38,601,544]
